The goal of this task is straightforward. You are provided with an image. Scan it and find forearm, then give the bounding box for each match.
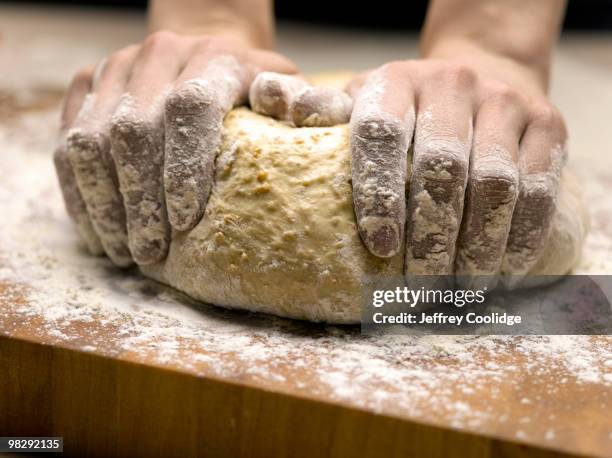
[421,0,566,89]
[149,0,275,48]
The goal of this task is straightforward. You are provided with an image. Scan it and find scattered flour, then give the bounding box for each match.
[0,87,611,449]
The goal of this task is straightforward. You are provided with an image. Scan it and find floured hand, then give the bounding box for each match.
[251,56,568,285]
[249,72,353,127]
[346,53,568,286]
[54,31,298,266]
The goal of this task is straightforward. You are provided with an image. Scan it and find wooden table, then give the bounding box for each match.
[1,5,611,457]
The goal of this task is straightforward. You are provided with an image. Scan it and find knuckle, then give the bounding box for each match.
[292,86,321,107]
[251,72,284,96]
[415,144,469,181]
[66,128,106,162]
[519,176,556,210]
[142,30,176,53]
[112,116,152,137]
[528,102,562,129]
[485,84,524,107]
[353,112,406,142]
[437,62,476,89]
[71,67,94,88]
[380,60,409,76]
[110,113,153,150]
[105,47,137,72]
[165,81,219,116]
[292,87,352,126]
[470,164,519,202]
[250,73,304,118]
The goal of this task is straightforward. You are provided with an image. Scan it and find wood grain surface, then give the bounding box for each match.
[2,334,594,458]
[0,5,611,458]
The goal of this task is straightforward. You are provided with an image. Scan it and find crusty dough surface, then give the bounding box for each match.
[141,108,588,323]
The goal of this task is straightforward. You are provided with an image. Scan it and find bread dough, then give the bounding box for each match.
[142,109,401,323]
[141,106,588,323]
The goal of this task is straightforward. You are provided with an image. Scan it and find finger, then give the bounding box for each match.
[349,62,415,258]
[345,70,370,98]
[455,88,526,288]
[111,32,189,265]
[501,104,567,283]
[406,64,474,276]
[164,53,245,231]
[248,71,308,121]
[290,86,352,127]
[67,47,139,267]
[54,66,103,255]
[249,71,352,127]
[60,67,94,130]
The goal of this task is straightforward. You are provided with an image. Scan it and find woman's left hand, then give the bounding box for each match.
[347,48,568,282]
[251,47,568,283]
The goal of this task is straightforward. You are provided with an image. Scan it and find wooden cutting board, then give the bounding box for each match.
[1,5,611,457]
[1,90,610,458]
[2,279,612,458]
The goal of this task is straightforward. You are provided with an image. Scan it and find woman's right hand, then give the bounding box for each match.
[54,31,299,267]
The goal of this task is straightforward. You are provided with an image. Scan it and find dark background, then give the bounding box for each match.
[4,0,612,30]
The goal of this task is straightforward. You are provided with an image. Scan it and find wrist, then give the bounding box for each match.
[420,0,566,94]
[422,38,550,96]
[149,1,275,49]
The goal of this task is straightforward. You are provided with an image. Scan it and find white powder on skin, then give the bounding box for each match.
[455,144,519,285]
[406,105,471,276]
[502,143,568,283]
[110,90,169,264]
[349,70,413,257]
[1,90,611,450]
[249,72,305,119]
[290,85,352,127]
[164,56,245,233]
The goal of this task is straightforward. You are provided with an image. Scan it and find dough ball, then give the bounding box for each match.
[142,109,587,323]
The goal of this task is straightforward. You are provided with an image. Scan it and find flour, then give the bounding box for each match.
[249,72,308,121]
[502,143,567,282]
[164,56,245,232]
[54,128,104,256]
[67,124,133,265]
[110,90,169,265]
[406,105,471,276]
[290,85,352,127]
[249,72,352,128]
[455,145,519,284]
[349,70,413,258]
[1,89,611,444]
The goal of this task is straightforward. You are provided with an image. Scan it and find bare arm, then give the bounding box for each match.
[422,0,566,92]
[235,1,571,286]
[149,0,275,48]
[335,0,568,286]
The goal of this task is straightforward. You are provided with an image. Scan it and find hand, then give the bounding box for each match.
[347,49,568,283]
[54,31,298,266]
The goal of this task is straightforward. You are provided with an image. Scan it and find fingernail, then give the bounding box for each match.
[360,216,401,258]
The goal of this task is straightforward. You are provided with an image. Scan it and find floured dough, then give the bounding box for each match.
[141,107,588,323]
[143,109,401,323]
